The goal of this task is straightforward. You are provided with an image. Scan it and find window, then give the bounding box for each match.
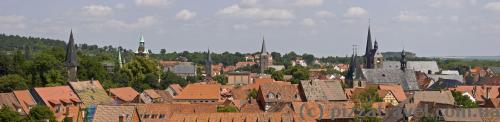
[151,114,157,119]
[143,114,150,119]
[159,114,166,119]
[55,105,61,113]
[267,93,275,99]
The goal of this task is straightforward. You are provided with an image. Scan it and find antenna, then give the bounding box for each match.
[401,40,406,51]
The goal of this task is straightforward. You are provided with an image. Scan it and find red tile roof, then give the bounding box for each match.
[109,87,139,102]
[449,85,500,103]
[13,90,36,114]
[33,86,81,108]
[259,82,301,102]
[378,84,408,102]
[174,84,221,100]
[143,89,161,99]
[169,84,183,94]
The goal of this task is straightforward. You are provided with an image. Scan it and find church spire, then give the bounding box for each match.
[261,36,267,55]
[259,36,270,74]
[400,49,407,71]
[64,30,78,82]
[365,23,373,57]
[205,48,213,80]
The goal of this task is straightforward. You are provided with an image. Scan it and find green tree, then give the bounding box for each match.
[284,66,309,84]
[0,106,23,122]
[451,91,478,108]
[160,49,166,55]
[213,75,228,85]
[120,57,159,90]
[0,74,28,92]
[248,89,258,99]
[162,71,188,87]
[29,105,56,122]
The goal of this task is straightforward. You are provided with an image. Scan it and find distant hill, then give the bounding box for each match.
[439,56,500,61]
[0,34,65,52]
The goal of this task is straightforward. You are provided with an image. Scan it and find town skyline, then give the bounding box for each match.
[1,0,500,57]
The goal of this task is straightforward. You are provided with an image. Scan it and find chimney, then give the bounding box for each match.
[90,77,94,84]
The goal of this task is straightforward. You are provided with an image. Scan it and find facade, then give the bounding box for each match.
[227,71,253,85]
[64,30,78,82]
[378,90,398,106]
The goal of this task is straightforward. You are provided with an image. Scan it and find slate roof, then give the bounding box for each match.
[299,80,347,101]
[362,68,420,91]
[174,84,221,100]
[109,87,139,102]
[412,91,455,105]
[13,90,36,114]
[428,74,465,83]
[69,80,113,107]
[0,92,22,110]
[490,67,500,74]
[172,62,196,74]
[93,105,139,122]
[383,61,439,74]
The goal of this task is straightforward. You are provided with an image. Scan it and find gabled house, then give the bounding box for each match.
[0,92,24,114]
[299,80,347,102]
[378,85,407,103]
[449,85,500,105]
[13,90,37,115]
[165,84,182,97]
[139,89,172,104]
[409,91,455,106]
[174,84,221,103]
[257,82,301,111]
[68,80,113,107]
[92,105,139,122]
[31,86,82,122]
[108,87,140,104]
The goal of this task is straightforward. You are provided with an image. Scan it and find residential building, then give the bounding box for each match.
[257,82,301,111]
[31,86,82,122]
[68,80,113,107]
[92,105,139,122]
[378,85,407,103]
[136,103,217,121]
[12,90,37,115]
[449,85,500,105]
[410,91,455,105]
[174,84,221,103]
[165,84,182,97]
[0,92,23,114]
[299,80,347,102]
[108,87,140,104]
[139,89,172,104]
[170,62,197,78]
[227,71,253,85]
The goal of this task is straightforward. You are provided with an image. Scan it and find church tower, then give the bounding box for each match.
[259,37,271,74]
[364,24,378,69]
[64,30,78,82]
[135,35,148,56]
[400,49,407,71]
[205,48,213,80]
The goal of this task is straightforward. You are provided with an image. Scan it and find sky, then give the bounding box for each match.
[1,0,499,57]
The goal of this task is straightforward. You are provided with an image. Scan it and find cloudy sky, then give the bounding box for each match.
[1,0,499,57]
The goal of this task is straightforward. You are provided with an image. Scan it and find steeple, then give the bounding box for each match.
[365,24,373,57]
[400,49,407,71]
[205,48,213,80]
[64,30,78,82]
[363,21,378,69]
[136,35,147,56]
[261,37,267,55]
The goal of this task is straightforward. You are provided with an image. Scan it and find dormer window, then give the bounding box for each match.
[267,93,275,99]
[276,93,280,99]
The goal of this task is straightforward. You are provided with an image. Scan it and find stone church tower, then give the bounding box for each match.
[64,30,78,82]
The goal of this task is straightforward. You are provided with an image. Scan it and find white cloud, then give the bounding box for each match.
[301,18,316,26]
[396,11,429,23]
[217,4,295,20]
[484,2,500,12]
[429,0,476,9]
[106,16,159,29]
[256,20,291,26]
[233,24,249,30]
[176,9,197,21]
[344,6,367,17]
[315,10,335,18]
[295,0,323,6]
[241,0,259,6]
[83,5,112,16]
[0,15,27,29]
[135,0,172,7]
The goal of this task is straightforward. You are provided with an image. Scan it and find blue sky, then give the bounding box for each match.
[1,0,499,57]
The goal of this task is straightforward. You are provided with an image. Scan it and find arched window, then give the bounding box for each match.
[267,93,275,99]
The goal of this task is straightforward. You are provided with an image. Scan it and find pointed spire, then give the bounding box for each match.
[261,36,267,55]
[140,35,145,43]
[65,30,78,67]
[205,47,213,80]
[365,23,373,56]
